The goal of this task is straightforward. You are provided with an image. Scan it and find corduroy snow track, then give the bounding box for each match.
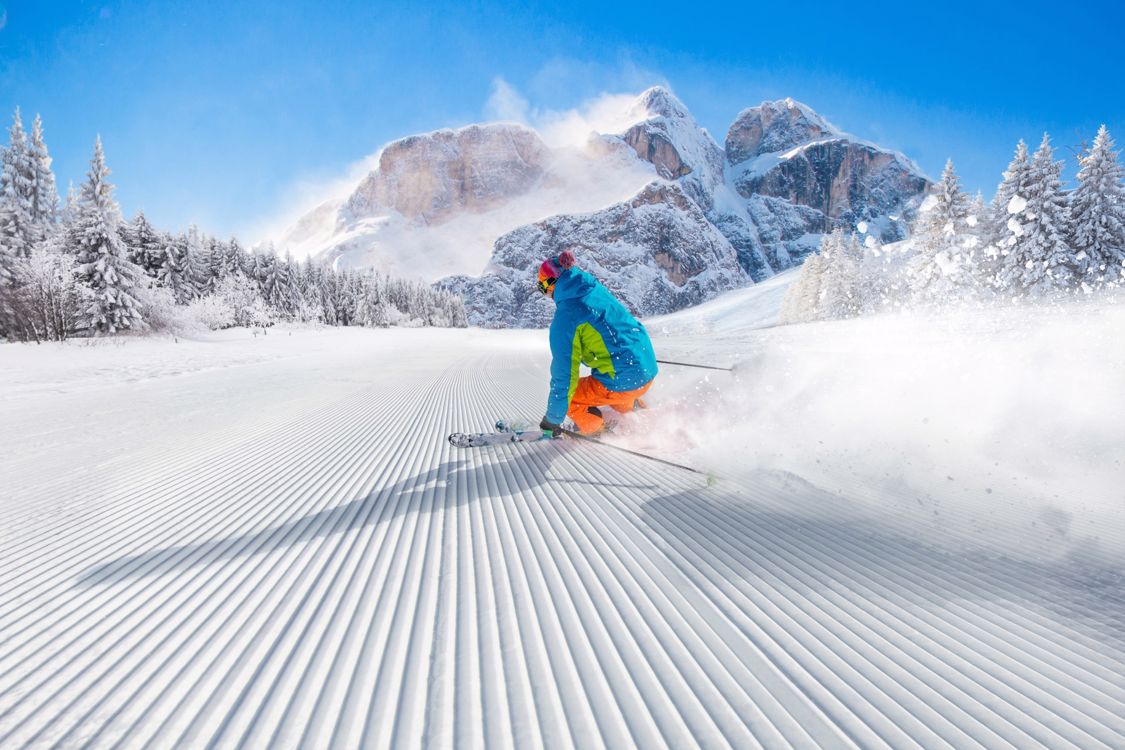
[1,315,1123,749]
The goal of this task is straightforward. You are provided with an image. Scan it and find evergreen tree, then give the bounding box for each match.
[123,211,167,278]
[28,114,60,237]
[69,137,145,333]
[908,159,977,304]
[260,248,293,315]
[182,225,212,296]
[276,251,298,316]
[158,233,197,304]
[780,242,829,323]
[995,134,1075,296]
[225,237,247,277]
[986,140,1032,279]
[0,108,36,259]
[60,182,80,227]
[818,228,866,318]
[1069,125,1125,285]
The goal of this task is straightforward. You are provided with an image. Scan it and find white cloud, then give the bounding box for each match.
[484,78,530,124]
[237,149,382,254]
[485,76,645,149]
[248,70,666,258]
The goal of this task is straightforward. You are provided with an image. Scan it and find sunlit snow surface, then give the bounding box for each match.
[1,285,1123,748]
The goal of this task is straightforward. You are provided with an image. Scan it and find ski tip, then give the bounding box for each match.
[448,433,471,449]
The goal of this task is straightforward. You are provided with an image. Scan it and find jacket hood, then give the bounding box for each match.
[552,268,597,303]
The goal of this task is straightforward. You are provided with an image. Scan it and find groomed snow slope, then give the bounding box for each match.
[1,290,1123,749]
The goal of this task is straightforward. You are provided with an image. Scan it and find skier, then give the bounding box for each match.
[537,251,658,437]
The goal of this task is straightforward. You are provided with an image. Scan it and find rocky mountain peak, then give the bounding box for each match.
[628,86,692,122]
[618,86,725,204]
[726,98,840,166]
[344,123,549,226]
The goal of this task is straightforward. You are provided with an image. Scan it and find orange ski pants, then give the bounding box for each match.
[567,377,653,434]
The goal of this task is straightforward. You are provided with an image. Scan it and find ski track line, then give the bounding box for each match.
[489,364,848,749]
[183,358,461,748]
[603,465,1120,746]
[501,355,1125,746]
[0,383,376,652]
[0,372,362,602]
[0,349,331,529]
[0,372,404,675]
[746,474,1125,691]
[757,474,1125,700]
[103,370,436,750]
[0,368,423,746]
[2,339,1124,748]
[1,357,443,746]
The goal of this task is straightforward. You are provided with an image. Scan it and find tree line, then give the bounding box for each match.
[0,109,468,343]
[782,127,1125,322]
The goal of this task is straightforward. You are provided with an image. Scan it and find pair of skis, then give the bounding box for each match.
[447,420,547,449]
[448,420,713,481]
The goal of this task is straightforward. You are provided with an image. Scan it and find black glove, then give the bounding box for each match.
[539,417,563,438]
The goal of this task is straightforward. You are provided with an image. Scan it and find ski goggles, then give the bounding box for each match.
[536,271,557,295]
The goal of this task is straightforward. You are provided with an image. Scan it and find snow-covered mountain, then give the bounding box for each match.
[271,88,929,326]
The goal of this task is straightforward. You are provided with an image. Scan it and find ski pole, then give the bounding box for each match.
[560,428,715,482]
[656,359,734,373]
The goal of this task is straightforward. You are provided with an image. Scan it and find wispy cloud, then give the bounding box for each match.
[238,150,382,251]
[483,76,651,148]
[247,63,670,254]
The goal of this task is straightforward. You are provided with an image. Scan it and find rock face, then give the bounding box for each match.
[274,87,930,327]
[725,98,838,164]
[617,87,726,212]
[344,124,549,226]
[733,138,929,235]
[439,182,746,327]
[725,99,927,253]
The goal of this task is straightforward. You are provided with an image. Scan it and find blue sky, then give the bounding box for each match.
[2,0,1122,241]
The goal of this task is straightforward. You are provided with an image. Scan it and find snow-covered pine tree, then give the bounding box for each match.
[444,289,469,328]
[199,233,225,287]
[182,225,212,296]
[276,251,298,317]
[818,228,866,318]
[356,271,389,327]
[28,114,60,238]
[0,108,36,259]
[158,235,193,304]
[224,237,246,278]
[123,211,167,278]
[69,136,145,334]
[251,250,282,317]
[907,159,975,304]
[967,191,986,235]
[985,140,1032,282]
[1069,125,1125,286]
[60,182,79,227]
[995,134,1076,296]
[780,242,828,323]
[293,258,323,323]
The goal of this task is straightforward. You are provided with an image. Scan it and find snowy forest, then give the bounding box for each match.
[0,109,468,343]
[781,128,1125,323]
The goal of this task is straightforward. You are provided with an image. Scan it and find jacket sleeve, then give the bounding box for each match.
[546,311,581,424]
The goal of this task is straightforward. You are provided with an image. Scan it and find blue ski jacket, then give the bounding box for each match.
[545,268,658,424]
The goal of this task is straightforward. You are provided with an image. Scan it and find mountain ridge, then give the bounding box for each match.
[270,87,931,326]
